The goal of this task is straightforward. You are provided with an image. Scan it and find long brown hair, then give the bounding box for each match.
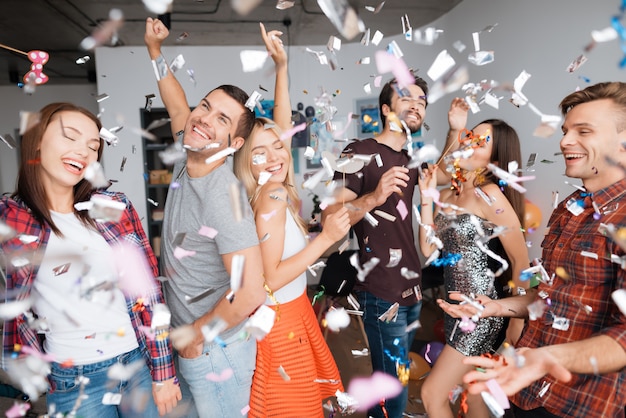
[13,102,104,236]
[473,119,525,225]
[233,117,308,235]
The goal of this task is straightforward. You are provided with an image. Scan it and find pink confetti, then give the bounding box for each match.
[485,378,510,409]
[347,371,403,411]
[206,368,234,382]
[374,75,383,88]
[421,187,441,204]
[280,122,307,141]
[459,316,476,333]
[5,402,30,418]
[20,345,56,362]
[396,200,409,220]
[198,225,218,239]
[260,209,277,221]
[240,405,250,415]
[174,246,196,259]
[424,343,432,363]
[111,241,157,297]
[138,325,156,341]
[375,51,415,89]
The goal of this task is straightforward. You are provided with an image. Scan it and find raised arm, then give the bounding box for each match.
[416,164,439,258]
[144,17,191,137]
[253,184,350,291]
[462,335,626,397]
[260,23,291,138]
[436,97,470,185]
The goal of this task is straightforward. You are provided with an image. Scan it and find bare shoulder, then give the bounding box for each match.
[253,182,289,212]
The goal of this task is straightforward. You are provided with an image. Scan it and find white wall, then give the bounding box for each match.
[2,0,623,261]
[0,84,98,194]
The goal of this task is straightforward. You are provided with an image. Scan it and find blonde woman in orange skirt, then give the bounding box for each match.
[233,24,351,417]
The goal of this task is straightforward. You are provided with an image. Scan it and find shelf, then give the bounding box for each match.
[147,183,170,189]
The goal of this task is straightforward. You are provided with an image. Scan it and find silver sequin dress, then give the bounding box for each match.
[434,213,506,356]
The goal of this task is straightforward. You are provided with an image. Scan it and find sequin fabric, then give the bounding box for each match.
[434,213,505,356]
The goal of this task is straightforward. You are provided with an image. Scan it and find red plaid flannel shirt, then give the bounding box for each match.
[1,191,176,382]
[514,178,626,417]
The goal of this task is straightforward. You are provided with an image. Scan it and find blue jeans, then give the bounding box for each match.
[47,347,158,418]
[357,290,422,418]
[176,332,256,418]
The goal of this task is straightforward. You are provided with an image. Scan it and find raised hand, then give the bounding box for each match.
[373,166,410,206]
[144,17,170,54]
[418,163,438,193]
[260,22,287,69]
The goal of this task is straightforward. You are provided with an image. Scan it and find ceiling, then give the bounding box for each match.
[0,0,462,86]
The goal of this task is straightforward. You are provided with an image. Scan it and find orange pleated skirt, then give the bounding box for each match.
[249,291,344,417]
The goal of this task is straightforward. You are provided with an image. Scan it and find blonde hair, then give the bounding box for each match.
[233,117,308,234]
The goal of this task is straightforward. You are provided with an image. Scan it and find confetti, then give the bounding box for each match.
[377,302,399,322]
[174,246,196,259]
[107,360,144,381]
[185,288,216,304]
[373,209,396,222]
[276,0,295,10]
[317,0,365,40]
[84,161,110,188]
[245,304,276,340]
[365,1,385,13]
[481,389,505,418]
[206,368,234,382]
[325,307,351,332]
[375,50,414,89]
[111,241,159,297]
[5,401,31,418]
[79,8,124,50]
[348,371,402,411]
[612,289,626,316]
[371,30,384,46]
[198,225,218,239]
[0,133,17,149]
[566,54,588,72]
[240,50,268,72]
[277,365,291,381]
[400,267,419,279]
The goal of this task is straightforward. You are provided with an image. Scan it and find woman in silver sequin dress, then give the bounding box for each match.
[417,105,530,418]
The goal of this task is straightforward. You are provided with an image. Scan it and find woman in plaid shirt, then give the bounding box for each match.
[1,102,181,416]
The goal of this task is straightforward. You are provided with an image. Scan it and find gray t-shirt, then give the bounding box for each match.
[161,161,259,339]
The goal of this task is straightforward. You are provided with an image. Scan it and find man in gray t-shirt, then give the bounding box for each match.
[146,17,266,418]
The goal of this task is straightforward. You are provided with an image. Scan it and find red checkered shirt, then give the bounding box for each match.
[514,178,626,417]
[1,191,176,382]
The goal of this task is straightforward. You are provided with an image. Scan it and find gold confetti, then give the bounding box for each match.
[555,266,570,280]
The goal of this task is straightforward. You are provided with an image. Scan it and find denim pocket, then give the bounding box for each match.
[48,371,79,393]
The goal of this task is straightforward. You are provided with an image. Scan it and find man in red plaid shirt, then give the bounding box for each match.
[441,82,626,417]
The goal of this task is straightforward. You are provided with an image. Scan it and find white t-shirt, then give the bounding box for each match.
[32,211,138,364]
